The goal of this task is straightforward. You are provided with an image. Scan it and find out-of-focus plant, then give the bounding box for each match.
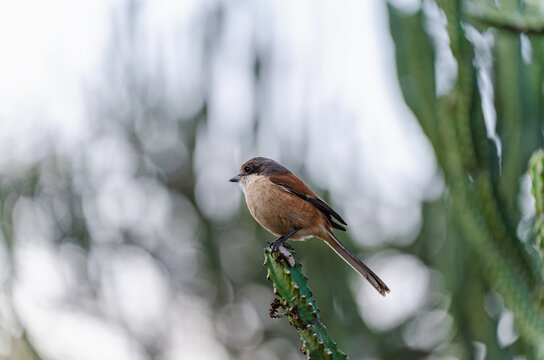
[388,0,544,357]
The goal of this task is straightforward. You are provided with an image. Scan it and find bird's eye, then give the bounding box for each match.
[244,166,251,173]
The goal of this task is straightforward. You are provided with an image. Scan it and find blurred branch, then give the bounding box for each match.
[21,331,44,360]
[264,247,347,359]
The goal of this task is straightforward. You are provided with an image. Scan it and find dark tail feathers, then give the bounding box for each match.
[325,232,390,296]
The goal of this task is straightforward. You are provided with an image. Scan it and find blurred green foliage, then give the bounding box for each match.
[389,0,544,357]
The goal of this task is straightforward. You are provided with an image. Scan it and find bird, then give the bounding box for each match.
[229,157,390,296]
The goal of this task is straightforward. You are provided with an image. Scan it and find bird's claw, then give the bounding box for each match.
[270,240,281,253]
[269,238,294,253]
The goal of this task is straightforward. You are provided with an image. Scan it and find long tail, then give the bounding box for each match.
[324,231,391,296]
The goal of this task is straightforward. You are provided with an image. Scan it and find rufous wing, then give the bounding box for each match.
[268,173,347,231]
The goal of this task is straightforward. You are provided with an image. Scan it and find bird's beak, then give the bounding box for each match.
[229,174,241,182]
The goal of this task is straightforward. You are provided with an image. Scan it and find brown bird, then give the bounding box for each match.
[229,157,390,296]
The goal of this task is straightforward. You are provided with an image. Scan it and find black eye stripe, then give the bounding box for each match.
[244,166,251,173]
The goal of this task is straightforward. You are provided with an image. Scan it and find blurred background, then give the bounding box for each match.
[1,0,543,359]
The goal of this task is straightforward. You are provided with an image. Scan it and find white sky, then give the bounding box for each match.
[0,0,113,138]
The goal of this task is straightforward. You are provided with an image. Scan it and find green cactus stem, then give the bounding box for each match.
[264,246,347,360]
[529,149,544,254]
[464,2,544,34]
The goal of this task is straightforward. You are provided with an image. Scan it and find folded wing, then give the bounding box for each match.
[268,174,347,231]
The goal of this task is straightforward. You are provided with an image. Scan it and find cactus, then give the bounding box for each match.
[264,247,347,359]
[529,150,544,254]
[388,0,544,356]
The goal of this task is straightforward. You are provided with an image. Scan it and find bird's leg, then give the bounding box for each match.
[270,228,300,253]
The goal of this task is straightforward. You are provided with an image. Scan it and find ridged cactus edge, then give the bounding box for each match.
[263,247,348,360]
[529,149,544,255]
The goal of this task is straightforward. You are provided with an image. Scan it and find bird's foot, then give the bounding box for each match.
[268,237,294,253]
